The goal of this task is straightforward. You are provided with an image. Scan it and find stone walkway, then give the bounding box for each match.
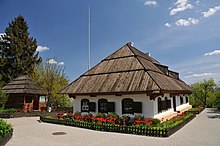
[5,108,220,146]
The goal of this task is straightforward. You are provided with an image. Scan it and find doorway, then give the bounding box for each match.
[33,96,39,110]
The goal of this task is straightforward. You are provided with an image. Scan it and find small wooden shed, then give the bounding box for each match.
[3,75,47,112]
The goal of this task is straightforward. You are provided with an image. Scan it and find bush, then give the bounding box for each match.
[0,108,17,113]
[107,112,119,119]
[134,114,145,121]
[0,119,12,139]
[149,118,160,126]
[96,113,106,118]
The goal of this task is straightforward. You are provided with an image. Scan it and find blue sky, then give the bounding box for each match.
[0,0,220,84]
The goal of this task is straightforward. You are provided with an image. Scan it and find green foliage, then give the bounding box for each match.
[158,113,193,129]
[190,79,216,107]
[149,118,161,126]
[0,15,41,85]
[96,112,106,118]
[0,88,8,108]
[134,114,144,120]
[107,112,119,119]
[32,62,70,108]
[0,108,16,113]
[0,119,13,139]
[213,90,220,108]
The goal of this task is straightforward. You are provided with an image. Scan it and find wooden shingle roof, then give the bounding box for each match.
[60,43,192,96]
[3,75,47,95]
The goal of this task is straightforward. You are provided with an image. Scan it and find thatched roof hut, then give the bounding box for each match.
[60,43,192,98]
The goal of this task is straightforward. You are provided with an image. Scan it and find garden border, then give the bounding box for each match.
[40,114,196,137]
[0,112,55,119]
[186,107,205,115]
[0,131,13,146]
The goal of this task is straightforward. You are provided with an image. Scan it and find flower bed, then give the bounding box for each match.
[186,105,205,114]
[0,119,13,145]
[40,112,195,137]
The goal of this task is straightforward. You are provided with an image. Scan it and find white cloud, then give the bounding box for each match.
[58,62,64,65]
[47,59,57,64]
[170,0,193,16]
[175,18,199,26]
[184,73,215,79]
[144,0,157,6]
[36,45,50,52]
[195,1,200,5]
[47,59,64,65]
[204,50,220,56]
[165,23,171,28]
[202,6,220,18]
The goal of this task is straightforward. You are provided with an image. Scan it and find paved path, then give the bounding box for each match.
[5,108,220,146]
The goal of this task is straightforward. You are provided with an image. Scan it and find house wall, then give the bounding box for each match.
[154,94,191,120]
[74,93,191,119]
[74,94,155,118]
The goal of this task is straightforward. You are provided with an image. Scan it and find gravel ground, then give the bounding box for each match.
[5,108,220,146]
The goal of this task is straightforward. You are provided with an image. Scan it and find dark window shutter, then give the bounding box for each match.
[167,100,171,109]
[133,102,142,113]
[180,97,183,105]
[186,96,188,103]
[161,101,166,111]
[107,102,115,112]
[89,102,96,112]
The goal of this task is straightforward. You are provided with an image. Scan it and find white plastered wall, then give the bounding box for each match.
[74,94,155,118]
[73,93,192,119]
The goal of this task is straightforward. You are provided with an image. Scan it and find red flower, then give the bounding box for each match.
[148,121,152,126]
[145,118,149,122]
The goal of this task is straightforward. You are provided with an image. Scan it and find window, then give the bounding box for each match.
[158,97,162,113]
[98,99,108,113]
[122,98,133,114]
[180,96,183,105]
[81,99,89,112]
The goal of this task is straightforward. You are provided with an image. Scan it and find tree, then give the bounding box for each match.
[0,75,8,108]
[0,15,41,85]
[32,61,71,109]
[213,89,220,108]
[190,79,216,107]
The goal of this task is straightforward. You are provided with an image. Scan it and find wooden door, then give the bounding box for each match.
[33,96,39,110]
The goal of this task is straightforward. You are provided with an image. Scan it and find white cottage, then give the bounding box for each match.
[61,43,192,120]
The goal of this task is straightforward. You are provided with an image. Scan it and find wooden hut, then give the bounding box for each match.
[3,75,47,112]
[60,42,193,119]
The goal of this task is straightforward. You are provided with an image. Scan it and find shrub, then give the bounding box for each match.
[134,114,145,121]
[0,119,12,139]
[149,118,160,126]
[107,112,119,119]
[0,108,17,113]
[96,113,106,118]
